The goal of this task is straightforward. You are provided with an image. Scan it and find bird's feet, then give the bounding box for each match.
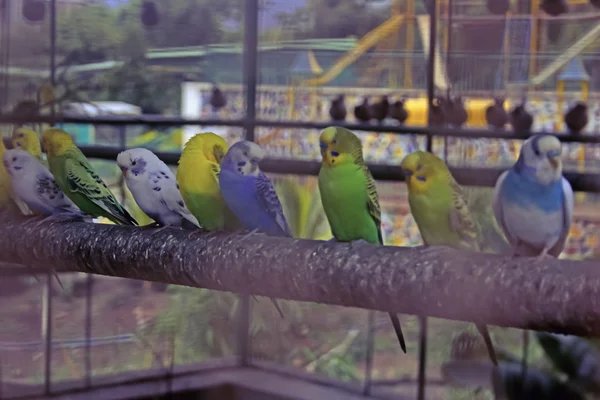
[239,228,260,242]
[140,222,162,229]
[421,244,456,257]
[350,238,372,248]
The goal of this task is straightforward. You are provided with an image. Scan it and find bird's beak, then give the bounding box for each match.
[549,157,559,169]
[403,169,413,181]
[322,151,333,166]
[120,166,127,176]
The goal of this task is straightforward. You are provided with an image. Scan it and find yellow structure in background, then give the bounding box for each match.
[403,98,509,127]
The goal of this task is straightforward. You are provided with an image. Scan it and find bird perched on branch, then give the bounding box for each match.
[389,98,409,125]
[329,94,347,122]
[370,95,389,124]
[429,97,446,126]
[485,98,508,129]
[493,135,573,260]
[354,97,371,123]
[444,92,468,128]
[509,99,533,136]
[117,148,200,229]
[41,128,137,225]
[12,127,46,166]
[177,132,238,231]
[218,140,288,318]
[401,150,503,366]
[564,102,588,135]
[0,138,19,214]
[2,149,85,220]
[210,85,227,113]
[541,0,568,16]
[318,126,407,355]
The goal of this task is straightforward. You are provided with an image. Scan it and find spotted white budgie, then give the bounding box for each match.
[2,149,85,218]
[117,148,200,229]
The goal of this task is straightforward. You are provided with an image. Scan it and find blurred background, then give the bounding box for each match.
[1,0,600,399]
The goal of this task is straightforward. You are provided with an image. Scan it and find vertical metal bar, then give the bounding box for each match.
[446,0,452,74]
[426,0,437,153]
[417,315,428,400]
[242,0,259,142]
[42,272,53,394]
[237,295,251,366]
[237,0,259,368]
[118,126,127,203]
[50,0,57,124]
[362,310,376,396]
[84,274,93,388]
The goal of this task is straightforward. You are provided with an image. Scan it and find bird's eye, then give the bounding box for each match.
[132,160,137,165]
[417,164,423,170]
[244,151,248,157]
[12,157,17,162]
[19,133,24,138]
[332,139,337,144]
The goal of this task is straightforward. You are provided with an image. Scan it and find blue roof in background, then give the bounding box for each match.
[559,57,590,82]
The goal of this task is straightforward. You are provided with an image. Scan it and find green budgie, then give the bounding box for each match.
[41,128,137,225]
[318,126,407,355]
[401,150,505,366]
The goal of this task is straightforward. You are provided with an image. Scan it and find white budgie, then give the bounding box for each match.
[116,148,200,228]
[2,149,84,218]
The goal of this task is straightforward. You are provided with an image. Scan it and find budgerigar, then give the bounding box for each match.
[219,140,289,318]
[318,126,407,354]
[177,132,239,231]
[12,127,47,166]
[3,149,84,218]
[493,134,573,259]
[0,138,13,211]
[41,128,137,225]
[117,148,200,229]
[401,150,499,366]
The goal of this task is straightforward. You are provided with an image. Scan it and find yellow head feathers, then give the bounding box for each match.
[41,128,75,156]
[401,151,450,194]
[12,128,42,158]
[319,126,363,167]
[181,132,228,164]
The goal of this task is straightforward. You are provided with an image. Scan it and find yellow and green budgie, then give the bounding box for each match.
[401,150,505,366]
[318,126,407,354]
[0,137,13,211]
[12,127,47,166]
[177,132,239,231]
[41,128,137,225]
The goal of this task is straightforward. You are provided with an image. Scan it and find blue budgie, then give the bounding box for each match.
[219,140,292,238]
[219,140,290,318]
[493,134,574,261]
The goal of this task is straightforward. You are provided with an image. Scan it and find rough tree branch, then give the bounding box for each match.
[1,213,600,336]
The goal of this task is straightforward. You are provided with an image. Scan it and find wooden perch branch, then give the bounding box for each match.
[1,213,600,336]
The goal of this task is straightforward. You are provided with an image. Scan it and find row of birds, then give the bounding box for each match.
[328,92,590,134]
[0,126,574,367]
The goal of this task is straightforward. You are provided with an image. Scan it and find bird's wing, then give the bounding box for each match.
[148,170,200,227]
[549,177,574,257]
[35,169,79,213]
[255,172,293,237]
[464,186,511,254]
[65,157,136,225]
[362,165,384,245]
[447,179,479,251]
[492,171,517,249]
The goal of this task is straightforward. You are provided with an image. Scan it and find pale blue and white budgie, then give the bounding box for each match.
[492,135,574,260]
[117,148,200,229]
[3,149,84,218]
[219,140,292,238]
[219,140,290,319]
